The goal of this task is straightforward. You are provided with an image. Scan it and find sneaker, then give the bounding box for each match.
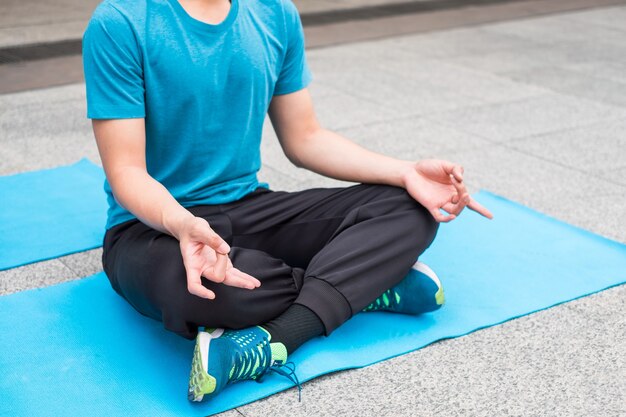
[363,261,444,315]
[188,326,288,402]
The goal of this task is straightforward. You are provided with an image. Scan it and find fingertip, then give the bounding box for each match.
[217,242,231,254]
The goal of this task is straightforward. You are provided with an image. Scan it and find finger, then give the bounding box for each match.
[428,207,456,223]
[187,281,216,300]
[467,197,494,219]
[445,185,468,215]
[191,223,230,254]
[185,267,216,299]
[209,253,228,283]
[451,165,464,182]
[450,174,469,199]
[223,270,259,290]
[440,160,464,182]
[441,201,462,216]
[202,253,226,284]
[229,267,261,288]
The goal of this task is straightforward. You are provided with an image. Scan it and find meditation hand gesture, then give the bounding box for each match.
[178,217,261,299]
[403,159,493,223]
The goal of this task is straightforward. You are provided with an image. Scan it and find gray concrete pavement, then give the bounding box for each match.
[1,4,625,417]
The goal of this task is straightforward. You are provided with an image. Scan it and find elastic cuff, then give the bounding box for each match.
[294,276,352,336]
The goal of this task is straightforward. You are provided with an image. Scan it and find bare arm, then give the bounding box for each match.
[93,118,195,238]
[268,89,493,221]
[92,118,260,298]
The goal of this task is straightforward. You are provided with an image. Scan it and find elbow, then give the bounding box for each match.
[283,126,321,169]
[285,149,306,168]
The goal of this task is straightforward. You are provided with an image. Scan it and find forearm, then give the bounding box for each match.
[107,166,193,239]
[288,127,415,187]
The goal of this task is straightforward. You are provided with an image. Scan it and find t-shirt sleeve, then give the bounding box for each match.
[273,1,313,96]
[82,4,145,119]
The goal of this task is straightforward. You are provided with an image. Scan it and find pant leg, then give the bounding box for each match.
[223,184,439,334]
[102,211,304,340]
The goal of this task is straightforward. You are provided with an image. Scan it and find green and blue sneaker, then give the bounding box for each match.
[188,326,290,402]
[364,261,444,315]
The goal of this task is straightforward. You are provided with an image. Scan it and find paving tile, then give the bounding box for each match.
[305,87,398,130]
[483,12,626,46]
[313,64,484,117]
[0,82,85,110]
[446,45,589,75]
[383,58,548,104]
[564,284,626,327]
[553,191,626,244]
[311,36,545,110]
[335,115,489,160]
[58,248,103,278]
[567,60,626,86]
[0,131,101,175]
[595,166,626,188]
[504,118,626,178]
[478,21,626,83]
[386,25,540,59]
[559,5,626,32]
[503,66,626,109]
[308,37,422,67]
[0,95,90,141]
[427,93,626,142]
[0,259,78,295]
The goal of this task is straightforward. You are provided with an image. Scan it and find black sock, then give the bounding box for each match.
[261,304,324,355]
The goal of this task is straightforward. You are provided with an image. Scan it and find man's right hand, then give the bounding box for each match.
[177,216,261,299]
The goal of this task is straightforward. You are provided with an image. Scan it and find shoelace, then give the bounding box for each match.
[257,361,303,402]
[363,288,400,312]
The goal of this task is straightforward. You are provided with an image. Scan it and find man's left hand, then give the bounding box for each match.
[403,159,493,223]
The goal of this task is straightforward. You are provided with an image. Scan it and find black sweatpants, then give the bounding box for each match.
[102,184,439,340]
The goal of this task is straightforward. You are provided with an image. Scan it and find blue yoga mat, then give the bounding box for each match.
[1,192,625,416]
[0,159,106,270]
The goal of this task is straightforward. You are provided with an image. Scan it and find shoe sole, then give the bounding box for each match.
[188,329,223,402]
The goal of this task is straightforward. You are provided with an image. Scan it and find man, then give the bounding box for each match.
[82,0,492,403]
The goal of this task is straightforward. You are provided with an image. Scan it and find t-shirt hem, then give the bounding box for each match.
[87,105,146,119]
[273,73,313,96]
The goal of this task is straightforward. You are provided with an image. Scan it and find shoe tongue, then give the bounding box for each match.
[269,342,288,364]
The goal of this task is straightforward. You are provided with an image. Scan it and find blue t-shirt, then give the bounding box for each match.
[82,0,312,229]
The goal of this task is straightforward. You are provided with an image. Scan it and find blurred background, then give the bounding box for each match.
[1,0,625,416]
